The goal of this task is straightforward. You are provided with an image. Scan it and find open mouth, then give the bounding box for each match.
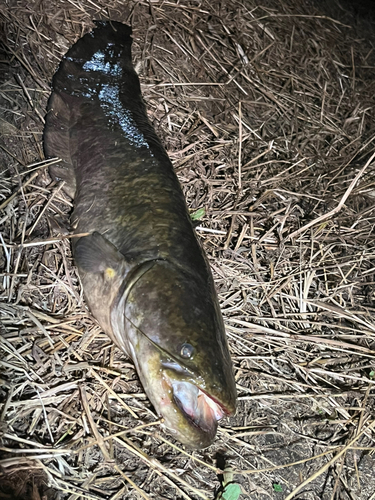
[171,380,225,434]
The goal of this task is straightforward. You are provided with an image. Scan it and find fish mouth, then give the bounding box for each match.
[162,375,226,446]
[173,381,225,430]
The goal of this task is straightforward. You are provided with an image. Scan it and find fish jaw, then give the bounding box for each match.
[128,337,229,449]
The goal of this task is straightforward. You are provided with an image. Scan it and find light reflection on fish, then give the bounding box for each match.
[44,21,236,449]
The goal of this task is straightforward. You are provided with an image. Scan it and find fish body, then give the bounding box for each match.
[44,21,236,449]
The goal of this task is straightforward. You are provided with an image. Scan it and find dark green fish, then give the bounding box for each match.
[44,21,236,449]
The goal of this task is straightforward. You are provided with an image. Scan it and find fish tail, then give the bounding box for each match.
[44,21,134,198]
[51,20,133,96]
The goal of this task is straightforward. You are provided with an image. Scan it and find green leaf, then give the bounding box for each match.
[369,370,375,379]
[190,208,205,220]
[273,483,283,492]
[222,483,241,500]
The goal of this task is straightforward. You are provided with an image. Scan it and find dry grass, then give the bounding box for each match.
[1,0,375,499]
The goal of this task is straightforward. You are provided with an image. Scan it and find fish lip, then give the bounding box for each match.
[163,374,226,435]
[198,386,231,417]
[162,363,231,418]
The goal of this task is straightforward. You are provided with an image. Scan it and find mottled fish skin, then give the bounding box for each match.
[44,21,236,449]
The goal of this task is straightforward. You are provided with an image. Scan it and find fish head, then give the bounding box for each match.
[111,260,237,449]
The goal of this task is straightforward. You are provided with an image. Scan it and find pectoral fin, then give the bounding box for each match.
[74,232,125,277]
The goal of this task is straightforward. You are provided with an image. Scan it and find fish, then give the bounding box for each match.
[44,20,236,449]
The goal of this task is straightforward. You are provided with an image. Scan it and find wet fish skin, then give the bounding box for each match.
[44,21,236,449]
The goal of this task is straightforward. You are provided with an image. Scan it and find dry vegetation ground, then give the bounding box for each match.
[1,0,375,499]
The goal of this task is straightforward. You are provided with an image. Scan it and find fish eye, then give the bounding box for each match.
[180,343,194,359]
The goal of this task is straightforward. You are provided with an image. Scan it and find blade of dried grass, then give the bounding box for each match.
[284,419,375,500]
[113,465,151,500]
[240,448,341,474]
[27,182,65,237]
[0,171,39,210]
[142,431,219,473]
[80,386,111,461]
[287,150,375,241]
[112,435,210,500]
[89,368,139,419]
